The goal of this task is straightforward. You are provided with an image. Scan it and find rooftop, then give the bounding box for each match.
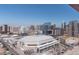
[19,35,57,44]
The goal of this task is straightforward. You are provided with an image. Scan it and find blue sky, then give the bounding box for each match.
[0,4,79,26]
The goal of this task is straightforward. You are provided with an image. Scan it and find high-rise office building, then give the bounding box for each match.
[10,26,20,34]
[66,20,79,37]
[61,22,67,35]
[0,26,2,33]
[2,25,10,34]
[41,22,51,35]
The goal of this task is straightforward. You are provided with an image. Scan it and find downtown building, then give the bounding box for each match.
[41,22,51,35]
[10,26,20,34]
[47,24,62,36]
[27,25,43,35]
[0,25,11,34]
[68,20,79,37]
[62,20,79,37]
[61,22,66,35]
[10,26,28,35]
[40,22,62,36]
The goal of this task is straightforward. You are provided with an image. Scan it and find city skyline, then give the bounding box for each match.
[0,4,79,55]
[0,4,79,26]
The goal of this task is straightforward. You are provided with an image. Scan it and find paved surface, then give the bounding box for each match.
[63,45,79,55]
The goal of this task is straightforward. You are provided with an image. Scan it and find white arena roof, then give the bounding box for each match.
[19,35,58,45]
[20,35,53,41]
